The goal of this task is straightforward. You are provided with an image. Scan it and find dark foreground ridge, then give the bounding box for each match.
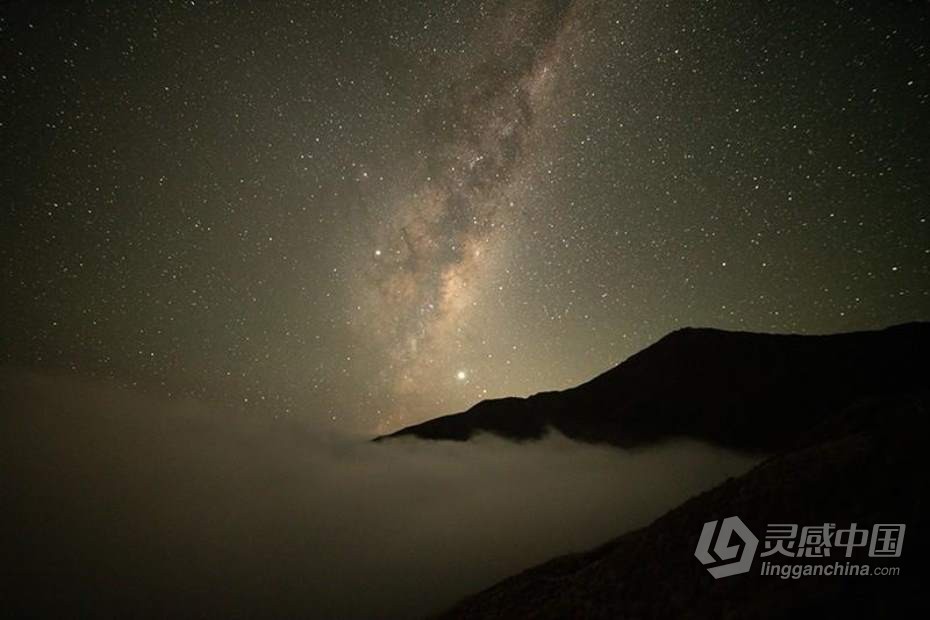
[440,391,929,619]
[377,323,929,451]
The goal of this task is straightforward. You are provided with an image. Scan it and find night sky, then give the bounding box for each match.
[3,0,928,434]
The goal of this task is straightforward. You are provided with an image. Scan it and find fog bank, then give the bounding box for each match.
[1,370,758,618]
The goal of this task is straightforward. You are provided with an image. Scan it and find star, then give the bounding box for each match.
[1,0,925,433]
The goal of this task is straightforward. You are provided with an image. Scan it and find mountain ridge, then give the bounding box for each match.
[377,322,929,451]
[438,389,929,618]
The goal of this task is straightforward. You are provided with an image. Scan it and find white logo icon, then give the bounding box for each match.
[694,516,759,578]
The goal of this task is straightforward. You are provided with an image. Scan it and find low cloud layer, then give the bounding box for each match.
[2,370,757,618]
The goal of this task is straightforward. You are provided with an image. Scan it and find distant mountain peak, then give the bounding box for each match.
[377,322,930,451]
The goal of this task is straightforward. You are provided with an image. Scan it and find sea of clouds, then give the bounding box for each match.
[1,369,758,618]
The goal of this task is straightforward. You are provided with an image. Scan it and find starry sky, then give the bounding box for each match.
[2,0,928,434]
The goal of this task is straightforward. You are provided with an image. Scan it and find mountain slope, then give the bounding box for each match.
[440,391,929,619]
[378,323,929,451]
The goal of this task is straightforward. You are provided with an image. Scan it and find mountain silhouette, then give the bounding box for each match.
[440,390,929,618]
[378,323,929,451]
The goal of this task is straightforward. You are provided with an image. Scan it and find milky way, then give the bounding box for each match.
[355,1,591,423]
[2,0,928,432]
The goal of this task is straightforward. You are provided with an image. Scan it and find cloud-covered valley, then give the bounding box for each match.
[2,370,757,618]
